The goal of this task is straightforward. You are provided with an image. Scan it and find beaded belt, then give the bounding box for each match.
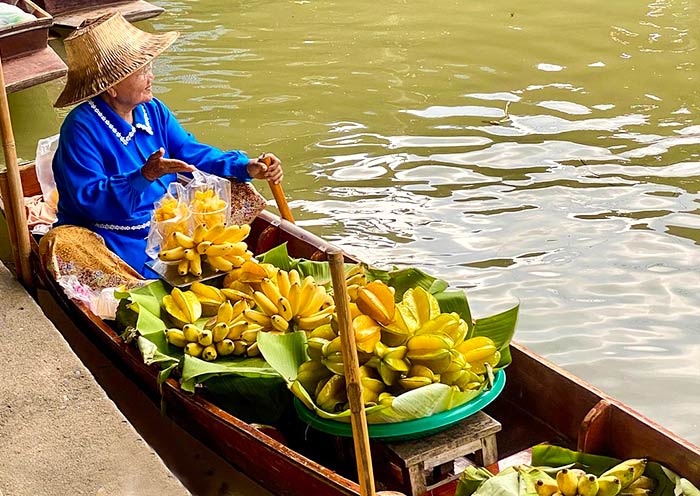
[93,220,151,231]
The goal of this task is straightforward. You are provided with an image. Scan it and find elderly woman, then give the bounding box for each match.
[51,13,282,277]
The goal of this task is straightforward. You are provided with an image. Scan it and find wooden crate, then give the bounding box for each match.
[0,0,52,61]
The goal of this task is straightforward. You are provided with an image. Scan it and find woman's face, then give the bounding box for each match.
[110,62,154,108]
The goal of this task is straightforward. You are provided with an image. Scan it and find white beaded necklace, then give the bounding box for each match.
[88,99,152,146]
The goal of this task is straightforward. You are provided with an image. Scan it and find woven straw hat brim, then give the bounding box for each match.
[54,13,179,108]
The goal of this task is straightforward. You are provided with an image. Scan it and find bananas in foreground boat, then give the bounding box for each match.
[533,460,652,496]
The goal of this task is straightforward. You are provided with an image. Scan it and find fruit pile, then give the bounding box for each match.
[163,261,337,359]
[536,459,653,496]
[158,222,254,276]
[297,269,501,413]
[152,195,190,251]
[191,189,228,228]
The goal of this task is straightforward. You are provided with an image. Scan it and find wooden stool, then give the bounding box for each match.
[376,411,501,496]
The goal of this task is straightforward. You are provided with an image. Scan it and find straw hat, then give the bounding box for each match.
[54,12,179,108]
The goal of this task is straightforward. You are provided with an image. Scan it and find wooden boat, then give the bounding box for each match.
[1,162,699,496]
[33,0,164,31]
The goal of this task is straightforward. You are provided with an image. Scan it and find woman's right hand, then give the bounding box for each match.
[141,148,196,181]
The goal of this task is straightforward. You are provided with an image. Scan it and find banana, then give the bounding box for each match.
[192,223,209,244]
[556,469,580,496]
[171,288,202,323]
[196,240,212,254]
[346,272,367,287]
[217,301,234,325]
[241,328,261,344]
[207,255,234,272]
[276,270,291,299]
[159,246,186,261]
[246,342,260,357]
[202,223,226,242]
[226,320,248,340]
[601,459,647,490]
[297,285,329,317]
[287,282,302,315]
[253,290,280,316]
[183,248,197,260]
[177,258,189,276]
[202,345,218,361]
[277,296,294,320]
[165,329,188,348]
[189,252,203,276]
[243,309,272,329]
[203,242,235,257]
[270,314,290,332]
[215,339,235,356]
[198,329,213,346]
[288,269,301,286]
[535,478,560,496]
[597,476,622,496]
[182,323,202,342]
[211,224,250,244]
[232,340,247,355]
[211,322,229,342]
[260,278,283,305]
[295,310,334,331]
[626,476,656,491]
[173,231,195,249]
[184,342,204,357]
[577,474,599,496]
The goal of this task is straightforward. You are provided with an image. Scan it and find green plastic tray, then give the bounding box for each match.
[294,369,506,441]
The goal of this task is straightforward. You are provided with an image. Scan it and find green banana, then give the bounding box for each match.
[601,459,647,489]
[597,475,622,496]
[577,474,599,496]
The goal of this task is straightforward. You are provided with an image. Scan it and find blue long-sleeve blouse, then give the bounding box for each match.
[52,96,250,276]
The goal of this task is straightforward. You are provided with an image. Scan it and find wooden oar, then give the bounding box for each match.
[327,249,376,496]
[260,153,295,223]
[0,57,32,288]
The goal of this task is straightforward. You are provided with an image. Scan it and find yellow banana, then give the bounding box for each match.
[535,479,559,496]
[243,309,272,329]
[182,323,202,342]
[577,474,599,496]
[295,309,334,330]
[202,223,226,242]
[556,469,580,496]
[189,252,203,276]
[215,339,235,356]
[297,286,328,317]
[211,224,250,244]
[192,223,209,244]
[260,277,283,304]
[276,270,291,299]
[626,476,656,491]
[217,301,234,325]
[196,240,212,254]
[270,314,290,332]
[212,322,229,342]
[253,290,280,316]
[226,320,248,340]
[223,254,248,267]
[207,255,234,272]
[165,329,188,348]
[173,231,195,249]
[177,258,189,276]
[203,242,235,257]
[597,476,622,496]
[287,282,302,315]
[184,342,204,357]
[601,459,647,490]
[232,340,247,355]
[277,296,294,320]
[288,269,301,286]
[202,345,218,361]
[346,272,367,287]
[198,329,213,346]
[159,246,186,262]
[246,342,261,357]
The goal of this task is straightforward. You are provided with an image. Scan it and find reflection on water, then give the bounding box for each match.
[4,0,699,446]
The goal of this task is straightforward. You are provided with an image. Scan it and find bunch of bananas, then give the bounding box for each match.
[191,189,228,228]
[296,276,502,413]
[535,459,653,496]
[158,222,253,276]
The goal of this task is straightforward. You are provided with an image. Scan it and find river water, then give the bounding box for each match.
[4,0,699,459]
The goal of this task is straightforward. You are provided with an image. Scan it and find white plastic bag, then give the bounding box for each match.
[36,134,59,210]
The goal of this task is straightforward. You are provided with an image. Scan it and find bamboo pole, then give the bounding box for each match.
[327,249,376,496]
[0,57,32,288]
[260,153,295,222]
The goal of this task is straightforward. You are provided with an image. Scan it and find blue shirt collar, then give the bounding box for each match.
[88,97,153,146]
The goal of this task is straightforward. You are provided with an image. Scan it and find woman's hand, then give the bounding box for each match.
[247,153,283,184]
[141,148,196,181]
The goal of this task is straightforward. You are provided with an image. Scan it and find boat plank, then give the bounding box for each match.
[1,47,67,94]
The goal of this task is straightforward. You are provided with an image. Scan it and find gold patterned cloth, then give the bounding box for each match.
[38,225,147,292]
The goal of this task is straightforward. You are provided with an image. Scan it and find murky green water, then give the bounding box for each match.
[3,0,699,454]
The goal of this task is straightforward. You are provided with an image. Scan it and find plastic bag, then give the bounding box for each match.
[145,182,190,260]
[35,134,59,210]
[187,170,232,229]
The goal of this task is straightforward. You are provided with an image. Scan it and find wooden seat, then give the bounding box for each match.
[375,411,501,496]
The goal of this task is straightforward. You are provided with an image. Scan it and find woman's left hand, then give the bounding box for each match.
[247,153,283,184]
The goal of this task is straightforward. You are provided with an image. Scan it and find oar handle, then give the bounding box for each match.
[260,154,295,223]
